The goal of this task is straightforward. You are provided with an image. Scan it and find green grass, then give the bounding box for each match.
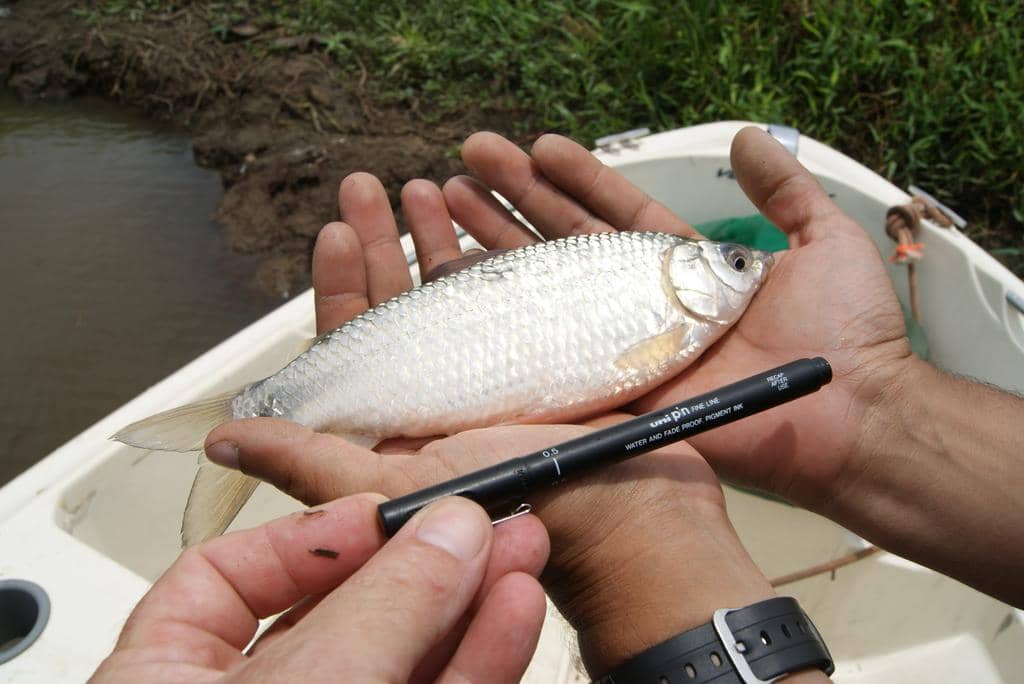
[97,1,1024,259]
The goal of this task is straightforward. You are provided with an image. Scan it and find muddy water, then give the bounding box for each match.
[0,91,280,485]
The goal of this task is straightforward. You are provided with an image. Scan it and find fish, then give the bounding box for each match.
[113,231,773,544]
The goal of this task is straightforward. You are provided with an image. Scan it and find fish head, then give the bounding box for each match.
[667,239,773,324]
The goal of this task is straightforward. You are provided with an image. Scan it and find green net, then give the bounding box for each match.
[695,213,789,252]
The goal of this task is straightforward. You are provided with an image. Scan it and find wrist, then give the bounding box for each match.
[822,353,1024,604]
[825,351,941,526]
[813,350,925,520]
[548,493,775,676]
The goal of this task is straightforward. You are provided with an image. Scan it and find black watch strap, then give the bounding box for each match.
[595,597,834,684]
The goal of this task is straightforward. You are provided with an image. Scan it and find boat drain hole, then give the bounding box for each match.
[0,580,50,663]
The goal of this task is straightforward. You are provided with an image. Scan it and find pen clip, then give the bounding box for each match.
[491,502,532,527]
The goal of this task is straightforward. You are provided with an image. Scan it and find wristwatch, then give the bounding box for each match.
[595,597,834,684]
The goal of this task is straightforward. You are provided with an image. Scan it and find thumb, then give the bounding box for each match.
[730,126,849,245]
[260,497,497,681]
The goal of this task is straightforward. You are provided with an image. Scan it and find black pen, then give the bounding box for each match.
[378,357,832,536]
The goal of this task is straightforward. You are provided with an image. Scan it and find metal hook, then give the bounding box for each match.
[490,503,532,526]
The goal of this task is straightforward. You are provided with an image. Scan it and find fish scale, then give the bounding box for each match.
[114,230,770,544]
[230,231,768,442]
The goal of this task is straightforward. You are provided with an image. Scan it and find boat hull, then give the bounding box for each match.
[2,122,1022,683]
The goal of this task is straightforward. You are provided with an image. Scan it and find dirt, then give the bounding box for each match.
[0,1,520,297]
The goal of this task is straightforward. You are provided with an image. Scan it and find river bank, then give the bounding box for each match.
[2,1,1020,293]
[0,1,517,297]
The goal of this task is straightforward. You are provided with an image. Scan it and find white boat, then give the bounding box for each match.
[1,121,1022,682]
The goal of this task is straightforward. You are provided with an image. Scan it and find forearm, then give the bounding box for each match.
[828,355,1024,605]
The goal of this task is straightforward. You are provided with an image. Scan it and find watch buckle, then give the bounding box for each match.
[712,608,781,684]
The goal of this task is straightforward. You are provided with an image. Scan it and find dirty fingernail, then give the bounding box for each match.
[415,498,487,561]
[206,441,239,469]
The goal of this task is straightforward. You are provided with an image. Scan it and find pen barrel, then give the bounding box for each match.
[377,357,831,536]
[549,356,832,476]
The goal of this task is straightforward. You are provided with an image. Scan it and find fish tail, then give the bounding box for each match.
[181,459,260,547]
[111,390,238,452]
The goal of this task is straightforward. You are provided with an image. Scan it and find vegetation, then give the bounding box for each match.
[98,1,1024,257]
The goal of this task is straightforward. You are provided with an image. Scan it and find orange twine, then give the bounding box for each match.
[890,241,925,263]
[884,191,960,324]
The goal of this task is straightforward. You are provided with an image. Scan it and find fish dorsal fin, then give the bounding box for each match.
[613,324,690,373]
[423,249,509,283]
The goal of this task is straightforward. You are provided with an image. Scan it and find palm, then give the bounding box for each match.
[205,169,726,605]
[440,128,913,507]
[638,227,907,501]
[218,127,909,565]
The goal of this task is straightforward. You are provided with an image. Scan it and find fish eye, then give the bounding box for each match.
[727,247,750,272]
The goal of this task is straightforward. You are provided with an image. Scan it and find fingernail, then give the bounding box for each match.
[415,498,487,561]
[206,441,239,469]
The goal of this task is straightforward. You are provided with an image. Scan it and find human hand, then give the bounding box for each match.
[203,172,780,675]
[441,128,913,514]
[439,129,1024,610]
[91,495,550,683]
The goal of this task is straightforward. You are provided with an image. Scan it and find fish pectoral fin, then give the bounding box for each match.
[182,457,260,547]
[321,430,382,450]
[613,324,690,373]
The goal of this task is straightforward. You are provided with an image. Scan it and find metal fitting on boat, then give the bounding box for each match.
[767,124,800,155]
[594,127,651,151]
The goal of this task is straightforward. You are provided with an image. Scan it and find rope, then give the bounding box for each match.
[769,545,881,588]
[885,195,955,324]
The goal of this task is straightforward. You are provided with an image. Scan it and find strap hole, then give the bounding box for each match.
[760,630,772,645]
[797,620,807,634]
[735,640,748,653]
[684,663,697,679]
[710,652,722,667]
[781,623,792,639]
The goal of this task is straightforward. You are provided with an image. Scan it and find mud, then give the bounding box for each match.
[0,1,519,297]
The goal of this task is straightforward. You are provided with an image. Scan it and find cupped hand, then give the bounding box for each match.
[203,171,776,675]
[91,495,549,684]
[441,127,913,512]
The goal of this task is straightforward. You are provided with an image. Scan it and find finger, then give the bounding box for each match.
[730,126,846,244]
[205,418,392,505]
[312,223,369,334]
[460,131,616,239]
[407,513,550,682]
[115,494,387,664]
[339,172,413,302]
[276,498,497,681]
[436,572,547,684]
[401,179,464,281]
[443,175,539,249]
[255,509,549,665]
[530,133,699,237]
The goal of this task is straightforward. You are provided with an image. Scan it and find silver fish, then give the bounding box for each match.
[115,231,772,543]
